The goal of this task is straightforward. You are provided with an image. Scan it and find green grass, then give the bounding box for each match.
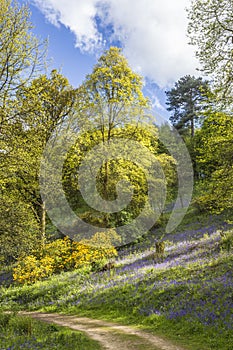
[101,331,161,350]
[0,312,102,349]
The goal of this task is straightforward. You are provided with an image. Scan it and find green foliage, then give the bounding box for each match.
[17,69,77,142]
[64,47,163,237]
[0,192,40,263]
[219,230,233,253]
[155,241,165,260]
[63,123,177,236]
[83,46,149,109]
[166,75,209,137]
[194,112,233,213]
[81,229,122,248]
[187,0,233,107]
[0,70,78,259]
[165,75,210,180]
[0,0,47,261]
[0,312,101,349]
[0,0,46,111]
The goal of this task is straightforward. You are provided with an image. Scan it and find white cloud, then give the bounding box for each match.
[32,0,199,87]
[32,0,102,51]
[145,84,166,111]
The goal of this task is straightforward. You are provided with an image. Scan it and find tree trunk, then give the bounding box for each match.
[41,201,46,248]
[191,116,194,138]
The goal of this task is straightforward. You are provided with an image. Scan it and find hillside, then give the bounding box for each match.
[1,216,232,350]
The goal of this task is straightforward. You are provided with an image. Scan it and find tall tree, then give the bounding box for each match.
[165,75,209,138]
[187,0,233,107]
[194,112,233,213]
[0,70,77,259]
[0,0,46,123]
[62,47,176,237]
[81,46,150,139]
[0,0,47,261]
[0,0,46,188]
[15,70,77,243]
[80,47,150,200]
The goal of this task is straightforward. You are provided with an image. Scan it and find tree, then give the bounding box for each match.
[0,0,46,123]
[194,112,233,213]
[16,70,77,243]
[165,75,209,179]
[0,0,47,261]
[80,47,150,199]
[62,47,176,241]
[0,70,77,258]
[187,0,233,106]
[165,75,209,137]
[80,46,150,138]
[17,69,77,142]
[0,192,40,263]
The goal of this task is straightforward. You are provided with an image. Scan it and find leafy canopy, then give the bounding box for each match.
[187,0,233,107]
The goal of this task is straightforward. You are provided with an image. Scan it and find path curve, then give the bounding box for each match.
[19,311,187,350]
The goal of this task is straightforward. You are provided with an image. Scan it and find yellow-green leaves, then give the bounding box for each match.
[0,0,46,113]
[194,112,233,213]
[81,47,149,137]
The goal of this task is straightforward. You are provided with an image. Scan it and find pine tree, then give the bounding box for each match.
[165,75,209,137]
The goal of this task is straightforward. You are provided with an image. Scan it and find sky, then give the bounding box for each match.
[20,0,199,120]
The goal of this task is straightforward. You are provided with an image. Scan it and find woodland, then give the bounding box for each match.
[0,1,232,349]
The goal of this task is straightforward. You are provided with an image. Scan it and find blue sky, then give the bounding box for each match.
[20,0,199,120]
[23,2,96,86]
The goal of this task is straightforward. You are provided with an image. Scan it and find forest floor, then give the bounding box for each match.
[19,311,186,350]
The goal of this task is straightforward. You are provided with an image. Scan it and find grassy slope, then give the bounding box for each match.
[0,213,232,350]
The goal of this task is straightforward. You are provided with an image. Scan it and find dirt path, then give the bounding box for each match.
[19,311,187,350]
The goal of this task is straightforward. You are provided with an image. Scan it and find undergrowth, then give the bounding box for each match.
[0,312,101,349]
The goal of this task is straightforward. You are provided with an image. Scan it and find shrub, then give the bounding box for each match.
[13,232,118,284]
[155,241,165,260]
[13,255,55,284]
[44,236,72,272]
[219,230,233,253]
[81,229,121,248]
